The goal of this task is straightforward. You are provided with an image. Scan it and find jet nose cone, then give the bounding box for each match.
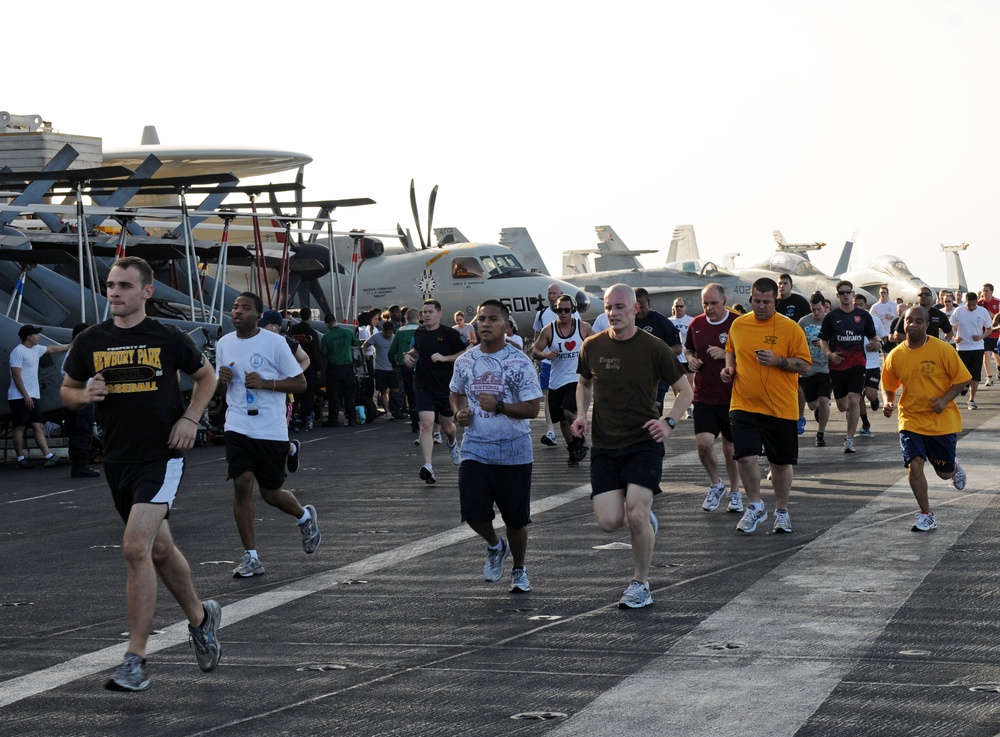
[574,290,591,315]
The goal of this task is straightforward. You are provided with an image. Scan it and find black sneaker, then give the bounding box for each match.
[105,652,150,691]
[567,436,589,463]
[419,464,436,484]
[870,397,880,411]
[815,432,827,447]
[287,439,301,473]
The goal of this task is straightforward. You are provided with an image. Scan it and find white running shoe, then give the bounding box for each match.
[952,462,967,490]
[702,481,726,512]
[772,510,792,534]
[736,504,767,534]
[727,491,744,513]
[912,512,937,532]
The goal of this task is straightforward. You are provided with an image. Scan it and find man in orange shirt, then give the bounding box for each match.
[722,278,811,535]
[882,306,972,532]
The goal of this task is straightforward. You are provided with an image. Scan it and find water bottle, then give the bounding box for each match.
[247,387,258,416]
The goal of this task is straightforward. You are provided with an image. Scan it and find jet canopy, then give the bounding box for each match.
[451,252,526,279]
[869,254,915,276]
[749,252,825,277]
[663,259,735,277]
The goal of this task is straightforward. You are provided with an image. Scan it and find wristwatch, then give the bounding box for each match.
[495,400,506,415]
[664,417,676,428]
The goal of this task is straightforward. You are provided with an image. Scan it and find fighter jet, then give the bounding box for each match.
[500,225,754,316]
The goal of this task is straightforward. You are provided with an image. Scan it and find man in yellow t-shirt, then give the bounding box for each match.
[881,306,972,532]
[722,278,811,535]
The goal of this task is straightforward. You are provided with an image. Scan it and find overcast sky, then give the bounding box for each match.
[6,0,997,293]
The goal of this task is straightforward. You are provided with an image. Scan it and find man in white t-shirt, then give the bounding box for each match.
[670,298,695,417]
[532,283,563,446]
[8,324,70,468]
[950,291,993,410]
[216,293,321,578]
[869,286,897,351]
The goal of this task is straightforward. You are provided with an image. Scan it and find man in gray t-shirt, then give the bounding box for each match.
[450,301,542,594]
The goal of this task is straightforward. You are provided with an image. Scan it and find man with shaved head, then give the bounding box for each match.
[572,284,692,609]
[882,306,971,532]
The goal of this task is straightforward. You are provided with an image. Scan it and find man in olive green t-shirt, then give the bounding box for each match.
[572,284,691,610]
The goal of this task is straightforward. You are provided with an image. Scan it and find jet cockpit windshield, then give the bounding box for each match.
[664,259,732,277]
[750,252,824,277]
[870,254,914,276]
[477,254,526,277]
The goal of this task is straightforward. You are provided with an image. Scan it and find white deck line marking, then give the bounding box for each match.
[0,481,593,708]
[548,416,999,737]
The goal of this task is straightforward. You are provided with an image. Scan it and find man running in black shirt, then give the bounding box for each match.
[62,256,221,692]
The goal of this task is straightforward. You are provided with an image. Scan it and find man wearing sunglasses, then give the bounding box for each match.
[818,280,880,454]
[894,290,953,344]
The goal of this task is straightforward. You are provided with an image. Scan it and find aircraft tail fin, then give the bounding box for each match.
[434,227,469,246]
[833,233,857,276]
[561,250,594,276]
[772,230,788,247]
[667,224,700,263]
[499,227,550,274]
[941,243,969,292]
[592,225,646,271]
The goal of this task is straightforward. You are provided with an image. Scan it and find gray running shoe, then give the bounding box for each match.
[843,437,856,454]
[433,431,443,444]
[736,505,768,534]
[105,652,150,692]
[772,510,793,534]
[510,567,531,593]
[618,580,652,609]
[484,537,510,582]
[727,491,744,513]
[952,462,967,491]
[188,600,222,673]
[448,440,461,466]
[299,505,321,553]
[702,481,725,511]
[233,552,265,578]
[649,510,659,536]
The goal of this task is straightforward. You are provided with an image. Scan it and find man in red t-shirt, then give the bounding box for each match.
[684,283,742,514]
[977,283,999,385]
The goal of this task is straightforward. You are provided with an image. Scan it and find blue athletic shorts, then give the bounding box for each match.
[899,431,957,475]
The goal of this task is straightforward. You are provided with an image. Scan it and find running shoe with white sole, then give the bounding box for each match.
[736,505,767,534]
[727,491,744,513]
[232,552,265,577]
[419,464,436,484]
[952,462,967,491]
[772,509,793,533]
[618,580,652,609]
[912,512,937,532]
[510,567,531,593]
[649,510,659,536]
[287,439,300,473]
[299,505,321,553]
[484,537,510,581]
[188,600,222,673]
[702,481,726,512]
[540,430,558,446]
[433,431,443,444]
[448,440,461,466]
[844,437,856,453]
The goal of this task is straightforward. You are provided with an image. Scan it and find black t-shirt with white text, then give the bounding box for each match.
[63,318,205,463]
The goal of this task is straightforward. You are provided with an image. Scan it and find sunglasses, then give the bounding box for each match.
[837,290,853,295]
[555,308,573,314]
